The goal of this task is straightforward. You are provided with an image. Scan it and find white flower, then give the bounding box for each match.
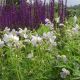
[43,32,48,39]
[31,35,42,46]
[43,31,57,46]
[56,55,67,63]
[43,31,54,39]
[59,23,64,27]
[24,39,31,43]
[3,33,19,46]
[72,24,79,33]
[27,52,34,59]
[11,29,18,36]
[51,36,56,40]
[3,33,19,43]
[60,68,70,78]
[62,55,67,63]
[56,55,62,61]
[49,38,57,46]
[45,18,54,30]
[18,28,28,39]
[0,39,4,47]
[45,18,51,24]
[4,27,10,34]
[47,32,54,38]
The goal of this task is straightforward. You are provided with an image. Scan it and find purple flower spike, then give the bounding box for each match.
[50,0,54,22]
[58,0,64,23]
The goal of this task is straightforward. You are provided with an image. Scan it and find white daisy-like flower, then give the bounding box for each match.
[60,68,70,78]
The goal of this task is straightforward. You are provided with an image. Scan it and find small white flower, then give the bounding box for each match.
[45,18,54,30]
[43,31,57,46]
[45,18,51,24]
[4,27,10,34]
[62,55,67,63]
[11,29,18,36]
[49,38,57,46]
[43,31,54,39]
[72,24,79,33]
[56,55,67,62]
[51,36,56,40]
[60,68,70,78]
[3,33,19,46]
[18,28,28,38]
[0,39,4,47]
[27,52,34,59]
[31,35,42,46]
[24,39,31,43]
[56,55,62,61]
[59,23,64,27]
[43,32,48,39]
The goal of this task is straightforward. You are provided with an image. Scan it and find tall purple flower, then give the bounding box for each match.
[49,0,54,22]
[64,0,67,19]
[40,0,46,24]
[58,0,64,23]
[19,0,28,26]
[33,0,39,28]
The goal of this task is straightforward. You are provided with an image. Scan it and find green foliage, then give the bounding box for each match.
[36,24,50,35]
[68,4,80,17]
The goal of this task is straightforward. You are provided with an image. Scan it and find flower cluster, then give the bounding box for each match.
[0,27,57,48]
